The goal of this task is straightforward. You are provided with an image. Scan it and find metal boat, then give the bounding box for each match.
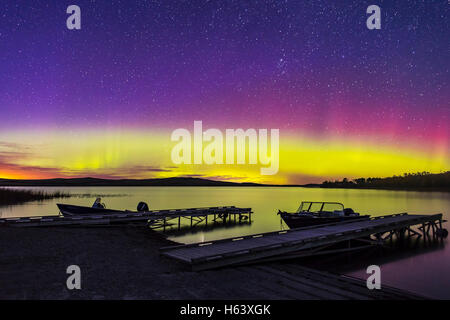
[278,201,370,229]
[57,198,149,216]
[57,203,124,216]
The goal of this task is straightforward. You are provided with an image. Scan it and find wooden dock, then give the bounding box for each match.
[0,206,252,229]
[160,213,444,271]
[208,263,427,299]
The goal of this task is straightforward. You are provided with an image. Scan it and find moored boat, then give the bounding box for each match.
[57,198,149,216]
[57,203,124,216]
[278,201,370,229]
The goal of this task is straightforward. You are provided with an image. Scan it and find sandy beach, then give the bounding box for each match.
[0,226,298,299]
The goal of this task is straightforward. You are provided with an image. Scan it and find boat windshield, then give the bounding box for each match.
[297,202,344,213]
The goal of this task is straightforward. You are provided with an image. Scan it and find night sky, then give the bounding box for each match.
[0,0,448,183]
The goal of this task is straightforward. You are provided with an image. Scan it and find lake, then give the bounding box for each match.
[1,186,449,299]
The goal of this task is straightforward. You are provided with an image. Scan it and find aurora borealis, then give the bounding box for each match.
[0,0,448,184]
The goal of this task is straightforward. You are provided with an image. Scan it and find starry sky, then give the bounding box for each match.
[0,0,448,184]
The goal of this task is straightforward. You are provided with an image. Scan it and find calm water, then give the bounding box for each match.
[1,187,449,298]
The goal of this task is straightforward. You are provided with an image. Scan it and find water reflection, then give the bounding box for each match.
[1,186,449,298]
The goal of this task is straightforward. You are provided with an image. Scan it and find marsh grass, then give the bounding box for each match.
[0,188,71,207]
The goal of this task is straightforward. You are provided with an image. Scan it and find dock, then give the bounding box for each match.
[0,206,252,229]
[160,213,444,271]
[203,263,427,299]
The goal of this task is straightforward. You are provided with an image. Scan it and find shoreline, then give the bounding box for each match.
[1,184,448,193]
[0,173,448,192]
[0,188,70,207]
[0,226,427,300]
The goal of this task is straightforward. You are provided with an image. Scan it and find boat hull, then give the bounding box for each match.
[57,203,126,216]
[279,212,371,229]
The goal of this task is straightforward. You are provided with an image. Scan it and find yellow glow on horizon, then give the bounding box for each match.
[0,129,448,184]
[280,137,449,183]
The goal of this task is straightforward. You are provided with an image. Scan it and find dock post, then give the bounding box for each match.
[191,216,193,228]
[163,218,166,232]
[206,214,208,226]
[375,233,381,244]
[178,216,181,231]
[400,228,405,240]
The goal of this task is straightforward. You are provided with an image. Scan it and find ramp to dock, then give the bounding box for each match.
[160,213,443,271]
[222,263,427,300]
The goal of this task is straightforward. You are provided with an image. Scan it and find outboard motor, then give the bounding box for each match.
[343,208,356,216]
[137,201,149,212]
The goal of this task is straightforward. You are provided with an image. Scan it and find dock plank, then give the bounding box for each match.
[254,265,370,300]
[277,264,426,300]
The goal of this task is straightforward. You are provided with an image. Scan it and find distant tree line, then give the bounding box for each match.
[321,171,450,191]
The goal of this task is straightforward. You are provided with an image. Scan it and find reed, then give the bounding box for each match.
[0,188,70,206]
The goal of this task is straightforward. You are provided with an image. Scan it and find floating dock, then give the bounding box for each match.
[217,263,427,299]
[160,213,444,271]
[0,206,252,229]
